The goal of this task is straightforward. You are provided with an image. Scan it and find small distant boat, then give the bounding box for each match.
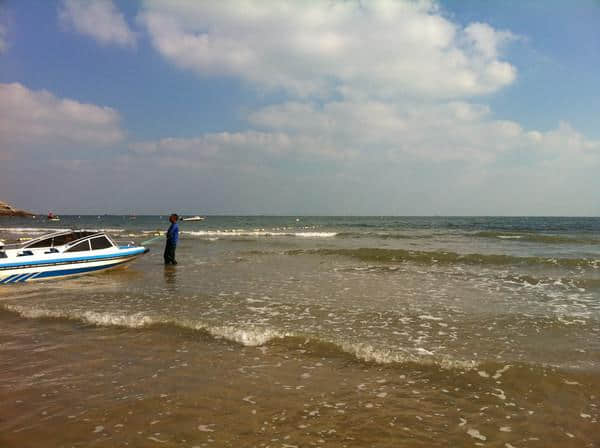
[47,212,60,221]
[0,230,148,284]
[182,216,205,221]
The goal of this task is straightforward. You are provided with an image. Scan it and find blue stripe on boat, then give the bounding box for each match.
[1,274,19,284]
[11,273,28,283]
[19,273,37,283]
[8,273,29,283]
[33,261,128,280]
[11,273,35,283]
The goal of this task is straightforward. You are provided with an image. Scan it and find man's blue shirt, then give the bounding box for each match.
[167,222,179,245]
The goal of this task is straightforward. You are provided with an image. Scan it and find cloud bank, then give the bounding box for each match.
[140,0,516,99]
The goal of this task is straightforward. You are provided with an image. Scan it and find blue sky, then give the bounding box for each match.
[442,0,600,138]
[1,0,599,215]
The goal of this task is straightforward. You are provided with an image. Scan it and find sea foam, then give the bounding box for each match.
[183,230,337,238]
[2,303,480,370]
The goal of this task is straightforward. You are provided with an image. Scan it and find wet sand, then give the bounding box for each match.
[1,310,598,448]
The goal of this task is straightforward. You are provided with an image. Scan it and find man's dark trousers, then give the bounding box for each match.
[164,241,177,264]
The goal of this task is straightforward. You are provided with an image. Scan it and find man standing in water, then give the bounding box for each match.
[164,213,179,265]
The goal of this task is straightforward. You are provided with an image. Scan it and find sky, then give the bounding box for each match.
[1,0,600,216]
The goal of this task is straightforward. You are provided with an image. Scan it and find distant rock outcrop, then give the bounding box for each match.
[0,200,35,217]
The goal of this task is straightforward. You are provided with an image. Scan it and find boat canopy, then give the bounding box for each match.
[63,233,115,252]
[21,230,105,249]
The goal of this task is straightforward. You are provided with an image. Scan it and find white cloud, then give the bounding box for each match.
[0,82,124,149]
[463,22,516,61]
[139,0,516,99]
[0,23,7,53]
[128,130,350,168]
[59,0,136,48]
[129,98,600,171]
[130,132,289,157]
[0,7,10,55]
[248,100,523,163]
[117,108,600,215]
[7,100,598,214]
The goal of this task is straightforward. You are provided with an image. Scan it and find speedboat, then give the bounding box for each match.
[0,230,148,284]
[182,216,205,221]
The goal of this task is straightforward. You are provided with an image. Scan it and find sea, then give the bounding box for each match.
[0,216,599,447]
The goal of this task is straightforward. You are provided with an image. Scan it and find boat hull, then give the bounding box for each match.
[182,216,204,221]
[0,248,148,284]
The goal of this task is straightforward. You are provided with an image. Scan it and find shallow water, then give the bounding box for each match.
[1,216,599,446]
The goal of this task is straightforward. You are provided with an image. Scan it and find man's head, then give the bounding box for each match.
[169,213,178,223]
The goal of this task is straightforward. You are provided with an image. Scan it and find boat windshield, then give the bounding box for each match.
[90,236,113,250]
[66,240,91,252]
[23,231,98,249]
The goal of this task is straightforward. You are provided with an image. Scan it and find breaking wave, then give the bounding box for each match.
[184,230,337,238]
[286,248,600,268]
[0,226,126,234]
[473,231,599,245]
[335,231,431,239]
[0,227,70,234]
[2,304,477,371]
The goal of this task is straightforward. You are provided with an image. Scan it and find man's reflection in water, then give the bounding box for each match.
[163,265,177,286]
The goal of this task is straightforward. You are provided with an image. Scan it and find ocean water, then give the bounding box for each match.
[1,216,599,447]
